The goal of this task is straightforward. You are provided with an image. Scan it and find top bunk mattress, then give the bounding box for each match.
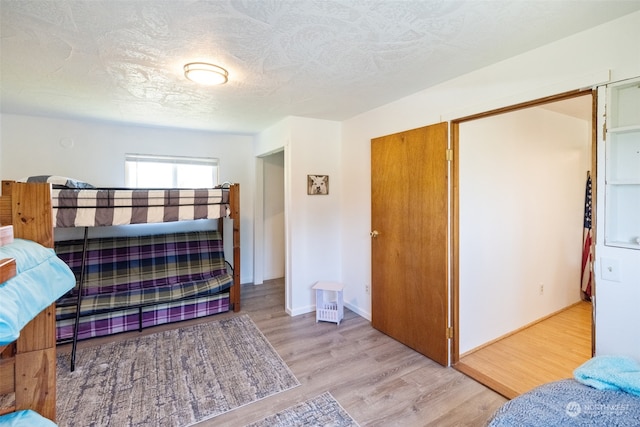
[52,187,230,227]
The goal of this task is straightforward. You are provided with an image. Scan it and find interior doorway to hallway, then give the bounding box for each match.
[261,151,285,282]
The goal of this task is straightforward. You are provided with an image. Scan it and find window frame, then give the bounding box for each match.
[124,153,219,188]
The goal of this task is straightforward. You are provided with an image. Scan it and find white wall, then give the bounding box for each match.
[0,114,256,284]
[256,117,341,316]
[458,107,590,354]
[340,11,640,360]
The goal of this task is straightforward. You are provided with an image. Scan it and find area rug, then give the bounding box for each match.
[246,392,360,427]
[56,314,300,427]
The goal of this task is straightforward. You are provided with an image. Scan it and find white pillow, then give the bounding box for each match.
[20,175,95,189]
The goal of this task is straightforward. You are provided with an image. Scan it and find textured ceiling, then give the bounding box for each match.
[1,1,639,134]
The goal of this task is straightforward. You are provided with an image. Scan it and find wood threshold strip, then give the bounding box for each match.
[454,361,518,400]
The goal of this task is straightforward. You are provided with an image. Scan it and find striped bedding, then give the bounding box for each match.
[54,230,233,341]
[52,187,230,227]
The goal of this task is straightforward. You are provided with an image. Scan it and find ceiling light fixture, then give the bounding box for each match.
[183,62,228,85]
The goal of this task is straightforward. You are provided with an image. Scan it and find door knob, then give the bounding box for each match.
[370,230,379,238]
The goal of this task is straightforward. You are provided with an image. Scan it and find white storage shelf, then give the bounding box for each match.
[605,80,640,250]
[605,184,640,248]
[607,128,640,183]
[312,281,344,325]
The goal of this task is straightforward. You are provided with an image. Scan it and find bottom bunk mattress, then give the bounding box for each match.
[54,229,233,341]
[488,378,640,426]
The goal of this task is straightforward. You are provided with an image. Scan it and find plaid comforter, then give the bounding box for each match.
[55,230,233,316]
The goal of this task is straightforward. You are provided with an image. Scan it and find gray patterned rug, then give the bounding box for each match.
[246,392,360,427]
[56,314,300,426]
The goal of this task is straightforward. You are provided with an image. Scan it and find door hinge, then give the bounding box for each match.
[446,327,454,339]
[603,120,607,142]
[446,149,453,161]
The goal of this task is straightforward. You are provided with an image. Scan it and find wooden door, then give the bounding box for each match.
[371,122,449,366]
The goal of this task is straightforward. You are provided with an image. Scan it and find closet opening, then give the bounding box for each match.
[255,150,286,308]
[451,90,595,398]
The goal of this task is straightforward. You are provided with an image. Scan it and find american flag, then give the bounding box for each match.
[581,174,593,299]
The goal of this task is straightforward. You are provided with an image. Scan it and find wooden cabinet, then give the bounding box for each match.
[605,78,640,249]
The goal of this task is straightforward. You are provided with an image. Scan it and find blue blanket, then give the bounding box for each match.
[0,410,57,427]
[0,239,75,345]
[574,355,640,397]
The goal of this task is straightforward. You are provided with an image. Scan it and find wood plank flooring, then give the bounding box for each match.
[61,279,507,426]
[455,301,592,399]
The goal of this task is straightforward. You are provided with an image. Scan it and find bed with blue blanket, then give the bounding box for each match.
[0,180,76,425]
[488,356,640,426]
[0,239,76,346]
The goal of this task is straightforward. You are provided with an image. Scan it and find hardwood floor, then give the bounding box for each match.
[455,301,592,399]
[61,279,507,426]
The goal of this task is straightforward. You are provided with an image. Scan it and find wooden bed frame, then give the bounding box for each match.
[1,180,241,311]
[0,182,57,421]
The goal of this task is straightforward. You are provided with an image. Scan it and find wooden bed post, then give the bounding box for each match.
[1,181,54,248]
[228,184,241,312]
[0,181,57,421]
[218,184,240,312]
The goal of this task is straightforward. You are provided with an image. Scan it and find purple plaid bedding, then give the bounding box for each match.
[52,187,229,227]
[55,231,229,295]
[56,295,229,341]
[54,230,233,341]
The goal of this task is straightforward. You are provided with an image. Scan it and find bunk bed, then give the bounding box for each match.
[0,182,76,425]
[5,179,241,371]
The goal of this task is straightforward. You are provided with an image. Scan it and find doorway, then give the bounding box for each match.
[254,150,286,308]
[262,151,285,282]
[451,91,595,396]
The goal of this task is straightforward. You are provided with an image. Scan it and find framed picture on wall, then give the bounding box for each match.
[307,175,329,195]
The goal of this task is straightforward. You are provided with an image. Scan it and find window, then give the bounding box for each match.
[125,154,219,188]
